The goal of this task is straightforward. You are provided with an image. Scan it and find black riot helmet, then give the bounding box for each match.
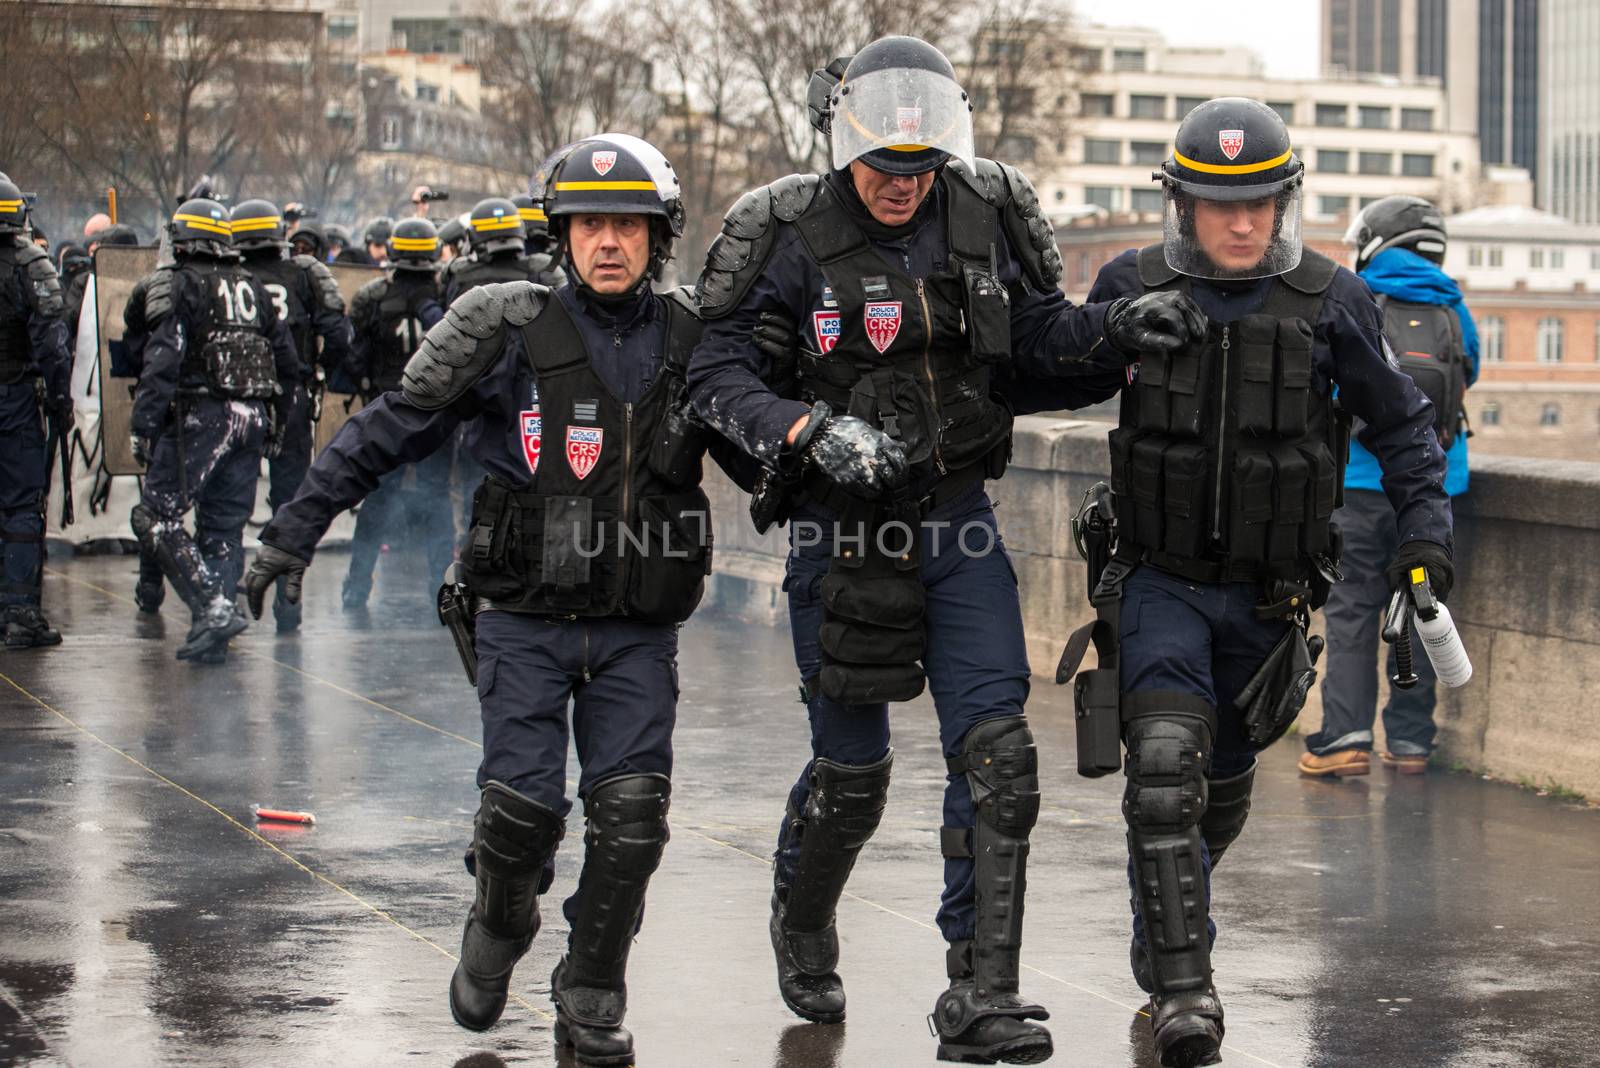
[170,197,233,258]
[512,193,554,254]
[288,219,325,260]
[230,198,286,251]
[0,178,27,234]
[437,214,468,257]
[386,216,440,272]
[1157,97,1305,280]
[467,196,526,256]
[324,224,352,253]
[823,36,975,177]
[1344,195,1447,274]
[363,216,394,249]
[98,223,139,247]
[540,133,685,281]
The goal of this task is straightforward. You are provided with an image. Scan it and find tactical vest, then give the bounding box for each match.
[1110,245,1348,583]
[178,260,279,400]
[0,245,27,383]
[448,254,537,302]
[371,275,438,392]
[243,255,314,376]
[789,174,1015,488]
[461,295,713,622]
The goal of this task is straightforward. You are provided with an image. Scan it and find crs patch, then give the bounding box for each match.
[1218,129,1245,161]
[591,150,617,176]
[812,310,841,353]
[864,301,902,354]
[566,426,604,480]
[520,407,542,474]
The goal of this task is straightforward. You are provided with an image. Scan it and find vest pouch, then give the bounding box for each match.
[1227,448,1275,564]
[1234,316,1277,435]
[817,540,927,705]
[542,496,595,610]
[1108,427,1140,547]
[939,387,1013,473]
[1129,435,1166,552]
[463,480,539,601]
[1275,319,1313,436]
[1300,441,1338,556]
[961,261,1012,365]
[647,389,707,488]
[1267,444,1308,563]
[1074,668,1123,777]
[625,490,712,623]
[848,368,937,466]
[1135,351,1171,432]
[1160,442,1210,559]
[1163,345,1206,438]
[202,329,277,399]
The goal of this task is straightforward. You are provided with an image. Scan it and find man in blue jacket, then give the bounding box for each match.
[1301,196,1478,776]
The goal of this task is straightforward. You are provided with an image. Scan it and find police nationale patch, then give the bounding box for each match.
[520,408,542,474]
[591,150,617,176]
[812,310,841,353]
[864,301,902,354]
[1218,129,1245,161]
[897,107,922,138]
[566,426,604,480]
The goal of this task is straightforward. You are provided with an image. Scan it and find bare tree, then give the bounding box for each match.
[961,0,1079,167]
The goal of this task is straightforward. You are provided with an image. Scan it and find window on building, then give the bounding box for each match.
[997,88,1036,115]
[1488,247,1503,267]
[1318,195,1351,218]
[1592,250,1600,271]
[1480,316,1504,362]
[1083,139,1120,165]
[1129,140,1166,165]
[1401,107,1434,131]
[1267,101,1295,124]
[415,81,440,103]
[1469,246,1484,267]
[1054,188,1065,202]
[1130,95,1167,120]
[1551,249,1565,269]
[391,18,462,54]
[1076,252,1090,286]
[328,14,356,38]
[1480,401,1501,427]
[1531,247,1545,268]
[1401,153,1435,177]
[994,135,1036,162]
[1539,403,1562,427]
[1080,93,1114,117]
[1176,96,1208,119]
[380,116,401,149]
[1315,103,1348,127]
[1359,196,1382,209]
[1130,188,1164,214]
[1359,151,1393,175]
[1358,105,1391,129]
[1318,149,1350,173]
[1069,47,1102,72]
[1085,186,1119,212]
[1537,317,1565,363]
[1112,48,1147,72]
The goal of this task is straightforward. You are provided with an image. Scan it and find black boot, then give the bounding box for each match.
[551,774,670,1066]
[1124,697,1225,1068]
[134,551,165,614]
[2,606,62,648]
[771,752,892,1024]
[176,598,248,660]
[1131,761,1255,994]
[931,717,1051,1065]
[449,782,564,1031]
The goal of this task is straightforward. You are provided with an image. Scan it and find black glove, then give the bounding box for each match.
[131,434,152,468]
[1105,291,1209,359]
[791,403,909,501]
[1387,540,1454,602]
[244,544,310,619]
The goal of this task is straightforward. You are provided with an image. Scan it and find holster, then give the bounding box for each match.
[437,560,479,687]
[1055,553,1135,778]
[815,499,926,705]
[1235,616,1324,748]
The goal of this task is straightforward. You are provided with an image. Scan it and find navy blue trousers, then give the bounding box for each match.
[777,488,1031,942]
[0,382,46,607]
[267,383,314,621]
[473,610,678,926]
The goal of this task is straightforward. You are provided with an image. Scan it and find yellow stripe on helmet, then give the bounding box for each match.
[173,213,232,235]
[470,216,523,231]
[0,199,23,212]
[884,143,933,153]
[390,236,440,251]
[1172,147,1294,176]
[553,181,656,192]
[230,215,282,232]
[518,207,547,222]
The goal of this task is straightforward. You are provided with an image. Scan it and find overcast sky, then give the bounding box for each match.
[1071,0,1322,80]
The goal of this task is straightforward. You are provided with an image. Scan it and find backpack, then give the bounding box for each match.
[1376,295,1468,451]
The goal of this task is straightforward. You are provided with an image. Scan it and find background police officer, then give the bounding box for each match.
[442,196,565,305]
[130,198,300,663]
[0,176,73,648]
[231,198,353,632]
[340,216,453,607]
[689,36,1202,1065]
[1076,98,1453,1066]
[243,134,747,1066]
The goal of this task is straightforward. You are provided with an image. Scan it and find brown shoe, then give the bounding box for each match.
[1298,749,1371,777]
[1380,751,1429,775]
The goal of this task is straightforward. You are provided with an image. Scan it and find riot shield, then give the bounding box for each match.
[315,261,381,455]
[93,245,160,476]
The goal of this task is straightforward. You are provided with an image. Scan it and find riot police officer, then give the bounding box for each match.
[130,199,299,662]
[340,216,453,607]
[232,198,353,631]
[288,220,325,262]
[688,36,1202,1064]
[362,217,392,265]
[442,196,565,305]
[243,134,750,1066]
[1067,98,1453,1066]
[0,176,73,647]
[512,192,558,256]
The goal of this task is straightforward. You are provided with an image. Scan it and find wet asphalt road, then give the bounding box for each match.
[1,551,1597,1068]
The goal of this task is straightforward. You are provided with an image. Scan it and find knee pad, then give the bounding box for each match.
[954,715,1039,839]
[1122,692,1217,835]
[129,503,159,546]
[474,781,566,880]
[583,774,671,879]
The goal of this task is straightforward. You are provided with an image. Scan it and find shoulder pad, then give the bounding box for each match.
[144,266,175,322]
[996,161,1063,290]
[661,285,701,321]
[402,281,548,409]
[17,243,65,318]
[695,174,820,320]
[1280,248,1339,296]
[948,158,1009,206]
[524,252,565,286]
[296,255,346,312]
[351,277,386,316]
[1136,244,1180,288]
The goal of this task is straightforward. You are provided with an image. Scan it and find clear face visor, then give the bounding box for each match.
[830,67,975,172]
[1161,180,1303,281]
